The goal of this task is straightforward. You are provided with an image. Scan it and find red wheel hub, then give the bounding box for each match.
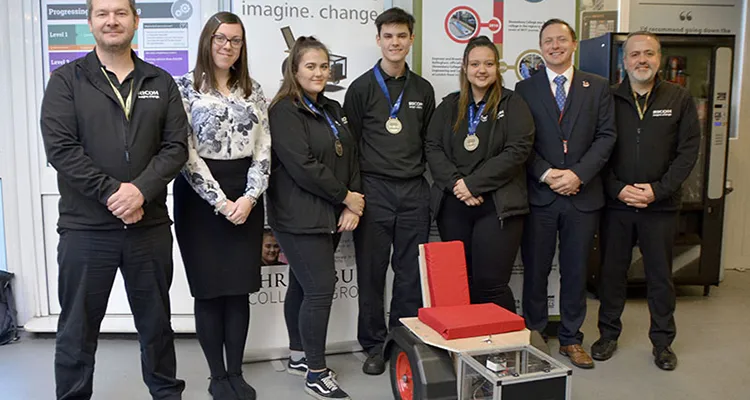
[395,351,414,400]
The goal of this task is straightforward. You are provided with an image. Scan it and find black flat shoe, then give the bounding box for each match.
[208,375,240,400]
[228,373,256,400]
[591,338,618,361]
[653,346,678,371]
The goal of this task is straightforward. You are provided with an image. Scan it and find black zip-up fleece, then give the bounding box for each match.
[605,76,701,211]
[425,88,535,221]
[40,51,189,230]
[267,95,361,234]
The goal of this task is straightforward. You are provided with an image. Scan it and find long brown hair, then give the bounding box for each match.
[193,12,252,97]
[454,36,503,132]
[271,36,330,108]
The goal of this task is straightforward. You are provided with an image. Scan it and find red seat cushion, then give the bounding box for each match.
[423,241,470,307]
[418,303,525,340]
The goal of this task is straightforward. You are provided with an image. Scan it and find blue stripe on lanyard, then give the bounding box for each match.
[468,103,486,136]
[303,97,339,138]
[373,63,406,119]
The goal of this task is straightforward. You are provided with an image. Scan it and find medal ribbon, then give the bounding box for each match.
[373,62,407,120]
[468,103,486,137]
[303,97,340,139]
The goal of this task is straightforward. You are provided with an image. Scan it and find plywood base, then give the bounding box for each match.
[400,317,530,353]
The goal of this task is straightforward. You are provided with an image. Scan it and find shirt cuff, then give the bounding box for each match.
[540,168,552,183]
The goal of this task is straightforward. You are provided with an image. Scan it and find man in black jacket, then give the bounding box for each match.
[40,1,188,398]
[343,8,435,375]
[591,32,700,371]
[515,19,616,369]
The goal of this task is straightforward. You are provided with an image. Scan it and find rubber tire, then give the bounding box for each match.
[389,342,423,400]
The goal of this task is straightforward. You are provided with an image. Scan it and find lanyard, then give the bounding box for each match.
[633,91,651,120]
[373,63,407,119]
[101,68,134,120]
[467,102,486,136]
[303,97,339,139]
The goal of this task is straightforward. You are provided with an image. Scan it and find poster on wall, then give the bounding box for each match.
[422,0,576,100]
[231,0,386,358]
[41,0,202,85]
[232,0,386,105]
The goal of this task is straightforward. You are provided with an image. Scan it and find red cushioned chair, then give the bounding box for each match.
[417,241,525,340]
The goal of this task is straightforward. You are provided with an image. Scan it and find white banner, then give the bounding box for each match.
[233,0,386,105]
[422,0,576,100]
[232,0,386,359]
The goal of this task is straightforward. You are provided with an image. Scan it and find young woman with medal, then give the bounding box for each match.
[268,36,363,400]
[425,35,535,313]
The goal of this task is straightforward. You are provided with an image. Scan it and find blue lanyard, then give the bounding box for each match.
[303,97,339,139]
[373,62,407,119]
[468,103,486,136]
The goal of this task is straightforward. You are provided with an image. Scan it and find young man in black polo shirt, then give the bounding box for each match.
[344,7,435,375]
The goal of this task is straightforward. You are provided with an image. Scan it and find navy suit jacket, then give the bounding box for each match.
[515,68,616,212]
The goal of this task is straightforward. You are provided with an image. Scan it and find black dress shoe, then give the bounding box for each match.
[362,352,386,375]
[591,338,617,361]
[653,347,678,371]
[208,375,240,400]
[227,373,257,400]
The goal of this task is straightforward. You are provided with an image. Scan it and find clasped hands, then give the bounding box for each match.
[339,191,365,232]
[544,169,582,196]
[107,183,146,225]
[617,183,655,208]
[453,179,484,207]
[218,196,256,225]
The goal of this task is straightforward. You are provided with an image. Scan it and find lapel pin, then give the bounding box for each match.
[582,80,590,88]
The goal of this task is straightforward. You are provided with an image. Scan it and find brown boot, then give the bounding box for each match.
[559,344,595,369]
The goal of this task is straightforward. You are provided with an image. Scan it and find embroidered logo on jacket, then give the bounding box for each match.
[341,116,348,124]
[497,110,505,119]
[652,109,673,117]
[408,101,423,109]
[137,90,160,99]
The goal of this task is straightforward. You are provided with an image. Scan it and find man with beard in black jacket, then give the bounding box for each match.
[40,0,188,398]
[591,31,700,371]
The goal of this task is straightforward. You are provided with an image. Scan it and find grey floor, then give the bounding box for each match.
[2,271,749,400]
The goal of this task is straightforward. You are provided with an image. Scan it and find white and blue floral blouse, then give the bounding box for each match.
[177,71,271,206]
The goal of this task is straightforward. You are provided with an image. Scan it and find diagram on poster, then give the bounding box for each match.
[41,0,202,85]
[423,0,575,99]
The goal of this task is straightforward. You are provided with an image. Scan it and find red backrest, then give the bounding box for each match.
[422,241,470,307]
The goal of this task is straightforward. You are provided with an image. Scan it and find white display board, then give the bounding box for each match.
[233,0,386,105]
[422,0,576,99]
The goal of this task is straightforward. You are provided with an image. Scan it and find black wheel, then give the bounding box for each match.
[389,342,423,400]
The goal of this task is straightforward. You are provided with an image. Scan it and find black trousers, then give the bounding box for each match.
[354,174,430,353]
[521,197,599,346]
[597,209,678,349]
[436,195,523,312]
[55,225,184,400]
[275,231,341,371]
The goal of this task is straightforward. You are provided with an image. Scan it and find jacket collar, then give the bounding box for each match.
[614,74,663,101]
[82,49,160,79]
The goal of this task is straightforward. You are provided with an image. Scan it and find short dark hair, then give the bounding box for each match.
[623,31,662,53]
[539,18,577,44]
[375,7,415,35]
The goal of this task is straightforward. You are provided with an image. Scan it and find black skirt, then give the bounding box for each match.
[173,158,263,299]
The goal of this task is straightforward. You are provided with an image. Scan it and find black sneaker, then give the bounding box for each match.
[305,369,350,399]
[288,357,308,376]
[288,357,337,378]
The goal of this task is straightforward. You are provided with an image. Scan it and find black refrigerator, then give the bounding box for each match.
[579,33,734,294]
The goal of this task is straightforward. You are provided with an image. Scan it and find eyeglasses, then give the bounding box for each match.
[212,34,243,48]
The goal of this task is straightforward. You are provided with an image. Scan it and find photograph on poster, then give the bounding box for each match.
[517,50,545,80]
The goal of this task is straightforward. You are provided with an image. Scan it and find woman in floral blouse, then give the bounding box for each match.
[173,12,269,400]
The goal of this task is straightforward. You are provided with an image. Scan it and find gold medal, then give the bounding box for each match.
[385,118,402,134]
[334,139,343,157]
[464,135,479,152]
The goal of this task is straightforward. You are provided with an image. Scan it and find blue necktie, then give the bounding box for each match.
[554,75,567,112]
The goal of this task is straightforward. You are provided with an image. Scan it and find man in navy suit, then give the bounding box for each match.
[515,19,616,369]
